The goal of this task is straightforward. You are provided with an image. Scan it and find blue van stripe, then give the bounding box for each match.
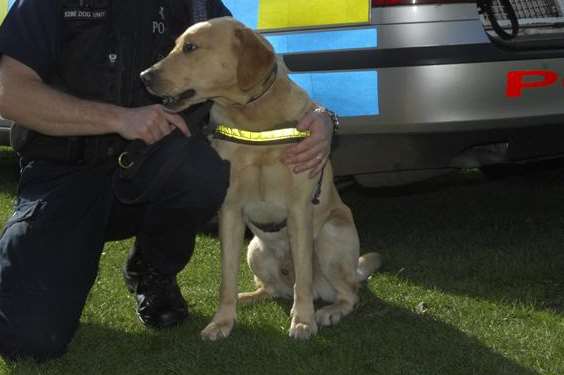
[290,71,379,117]
[221,1,380,117]
[266,28,377,53]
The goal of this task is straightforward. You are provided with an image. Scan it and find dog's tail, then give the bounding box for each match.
[356,252,382,282]
[238,287,271,305]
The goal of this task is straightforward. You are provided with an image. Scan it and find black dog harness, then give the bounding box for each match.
[213,124,324,206]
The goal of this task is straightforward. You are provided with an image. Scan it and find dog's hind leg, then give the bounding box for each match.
[314,206,361,327]
[241,236,293,303]
[315,277,359,327]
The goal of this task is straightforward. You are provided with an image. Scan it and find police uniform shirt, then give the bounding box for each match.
[0,0,231,109]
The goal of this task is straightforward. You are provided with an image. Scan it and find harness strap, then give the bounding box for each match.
[214,124,309,145]
[214,123,324,205]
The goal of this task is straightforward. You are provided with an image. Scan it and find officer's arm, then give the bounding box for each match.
[0,56,189,144]
[0,55,122,136]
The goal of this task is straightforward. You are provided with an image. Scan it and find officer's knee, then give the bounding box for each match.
[179,152,229,212]
[0,322,73,362]
[203,159,230,210]
[155,137,230,223]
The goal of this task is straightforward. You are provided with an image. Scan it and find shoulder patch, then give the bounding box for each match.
[63,0,109,20]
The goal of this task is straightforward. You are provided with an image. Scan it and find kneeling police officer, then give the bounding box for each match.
[0,0,334,362]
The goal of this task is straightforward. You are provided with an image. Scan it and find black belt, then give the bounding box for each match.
[18,132,127,165]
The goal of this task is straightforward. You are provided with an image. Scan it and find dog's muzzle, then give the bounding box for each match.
[140,69,197,106]
[161,89,197,106]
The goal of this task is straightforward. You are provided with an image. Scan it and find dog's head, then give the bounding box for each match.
[141,17,276,112]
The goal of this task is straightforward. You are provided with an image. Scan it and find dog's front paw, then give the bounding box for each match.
[288,316,318,340]
[201,320,234,341]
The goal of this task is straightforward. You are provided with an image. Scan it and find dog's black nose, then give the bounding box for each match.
[140,69,154,85]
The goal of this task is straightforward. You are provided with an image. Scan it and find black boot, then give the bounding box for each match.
[123,250,189,329]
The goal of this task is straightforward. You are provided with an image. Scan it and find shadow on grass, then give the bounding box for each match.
[0,151,559,373]
[4,292,538,375]
[344,167,564,314]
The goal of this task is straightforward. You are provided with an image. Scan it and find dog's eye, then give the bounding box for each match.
[183,43,198,53]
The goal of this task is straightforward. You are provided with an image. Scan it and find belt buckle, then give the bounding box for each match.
[118,152,134,169]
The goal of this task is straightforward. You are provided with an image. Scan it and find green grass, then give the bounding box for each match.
[1,146,563,375]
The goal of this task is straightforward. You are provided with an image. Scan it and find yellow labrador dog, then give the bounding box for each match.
[142,17,381,340]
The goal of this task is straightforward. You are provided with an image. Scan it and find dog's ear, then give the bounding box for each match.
[235,27,275,92]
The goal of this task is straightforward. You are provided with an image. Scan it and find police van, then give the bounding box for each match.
[2,0,564,187]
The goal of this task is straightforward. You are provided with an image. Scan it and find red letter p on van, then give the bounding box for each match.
[506,70,558,97]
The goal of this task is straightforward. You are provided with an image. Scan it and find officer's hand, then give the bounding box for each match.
[116,104,190,144]
[281,109,333,178]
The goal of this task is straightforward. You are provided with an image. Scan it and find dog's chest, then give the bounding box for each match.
[213,140,312,232]
[214,140,292,195]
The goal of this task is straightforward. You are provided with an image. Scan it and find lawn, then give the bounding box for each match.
[0,146,563,375]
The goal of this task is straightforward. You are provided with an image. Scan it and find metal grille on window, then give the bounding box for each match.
[487,0,561,20]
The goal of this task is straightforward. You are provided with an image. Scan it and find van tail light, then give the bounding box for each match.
[372,0,403,6]
[372,0,475,6]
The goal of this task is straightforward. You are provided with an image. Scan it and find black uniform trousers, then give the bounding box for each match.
[0,133,229,361]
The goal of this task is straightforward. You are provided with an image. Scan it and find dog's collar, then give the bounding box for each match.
[246,62,278,104]
[214,123,310,145]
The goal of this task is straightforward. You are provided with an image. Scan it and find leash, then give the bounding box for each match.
[311,167,324,205]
